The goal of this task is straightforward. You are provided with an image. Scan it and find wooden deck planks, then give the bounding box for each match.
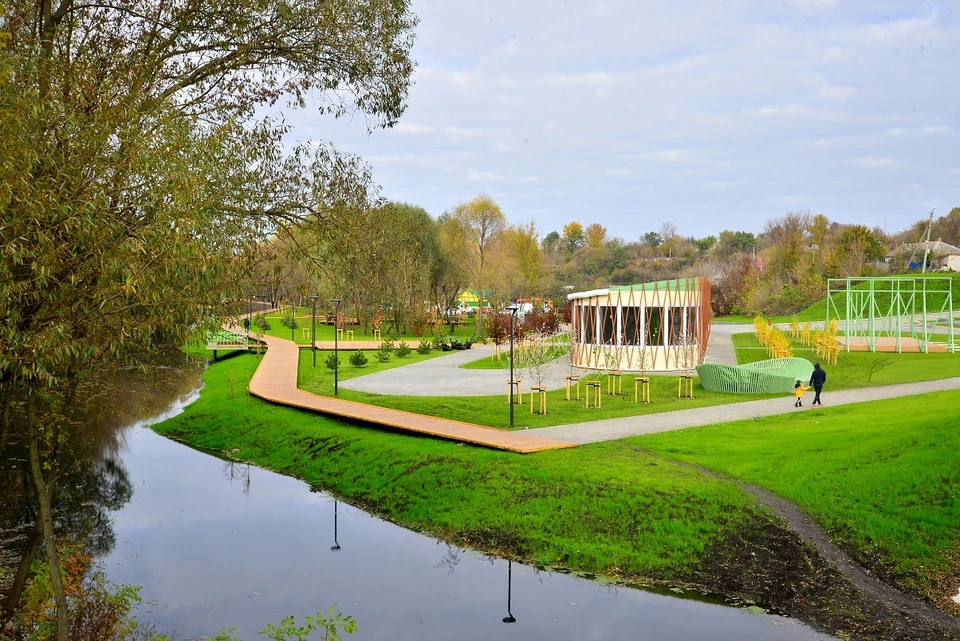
[244,331,577,454]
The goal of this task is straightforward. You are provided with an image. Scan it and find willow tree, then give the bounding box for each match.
[0,1,416,636]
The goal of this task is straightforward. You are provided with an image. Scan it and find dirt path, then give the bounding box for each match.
[684,459,960,640]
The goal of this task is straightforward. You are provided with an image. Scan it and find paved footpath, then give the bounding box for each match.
[530,376,960,444]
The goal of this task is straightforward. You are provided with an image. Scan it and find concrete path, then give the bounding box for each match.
[530,376,960,444]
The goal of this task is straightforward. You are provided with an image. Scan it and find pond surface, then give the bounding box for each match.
[102,404,836,640]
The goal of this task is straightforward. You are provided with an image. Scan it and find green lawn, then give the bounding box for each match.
[637,392,960,605]
[159,350,960,612]
[732,332,960,388]
[157,352,759,580]
[297,348,777,430]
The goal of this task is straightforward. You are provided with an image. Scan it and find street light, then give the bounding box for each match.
[507,303,519,429]
[331,298,342,395]
[310,295,318,366]
[502,560,516,624]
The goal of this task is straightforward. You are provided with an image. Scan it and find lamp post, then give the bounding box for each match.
[310,295,318,366]
[507,303,519,429]
[502,560,516,624]
[331,298,342,395]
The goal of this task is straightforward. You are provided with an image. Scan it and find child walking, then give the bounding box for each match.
[794,380,810,407]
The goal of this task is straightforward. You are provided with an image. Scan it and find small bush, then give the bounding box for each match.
[254,313,271,331]
[325,353,341,372]
[417,340,432,354]
[349,351,368,368]
[380,340,395,353]
[396,341,412,358]
[375,346,392,363]
[281,311,299,329]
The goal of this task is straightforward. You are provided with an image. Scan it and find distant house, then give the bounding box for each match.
[456,289,493,311]
[887,240,960,271]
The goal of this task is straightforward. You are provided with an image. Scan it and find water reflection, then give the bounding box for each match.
[101,426,835,641]
[503,560,517,624]
[0,352,204,625]
[331,499,341,551]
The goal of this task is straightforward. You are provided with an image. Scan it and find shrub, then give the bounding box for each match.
[349,351,368,368]
[254,313,271,331]
[417,340,431,354]
[281,310,299,329]
[375,346,392,363]
[396,341,412,357]
[380,340,395,353]
[324,353,341,372]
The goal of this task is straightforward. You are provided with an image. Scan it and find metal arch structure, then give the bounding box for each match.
[697,358,815,394]
[826,277,955,353]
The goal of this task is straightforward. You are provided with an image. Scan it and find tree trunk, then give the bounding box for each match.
[27,396,69,641]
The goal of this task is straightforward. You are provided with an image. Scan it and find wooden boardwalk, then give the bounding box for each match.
[245,332,577,454]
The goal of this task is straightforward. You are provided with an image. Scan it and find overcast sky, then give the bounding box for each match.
[289,0,958,242]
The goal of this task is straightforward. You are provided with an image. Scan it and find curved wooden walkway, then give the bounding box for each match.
[244,331,577,454]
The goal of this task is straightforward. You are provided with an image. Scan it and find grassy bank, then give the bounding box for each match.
[637,392,960,607]
[157,353,761,580]
[155,349,960,634]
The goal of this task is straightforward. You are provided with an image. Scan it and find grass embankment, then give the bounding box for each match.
[159,350,960,618]
[297,349,776,430]
[157,353,758,581]
[732,332,960,389]
[637,393,960,607]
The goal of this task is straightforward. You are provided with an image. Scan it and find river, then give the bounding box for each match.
[97,389,835,641]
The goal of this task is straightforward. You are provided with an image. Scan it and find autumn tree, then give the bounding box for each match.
[451,195,506,332]
[497,221,544,300]
[562,221,586,255]
[0,1,417,637]
[585,223,608,249]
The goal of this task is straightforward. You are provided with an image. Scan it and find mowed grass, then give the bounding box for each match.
[732,332,960,388]
[155,353,759,580]
[296,349,777,430]
[636,392,960,605]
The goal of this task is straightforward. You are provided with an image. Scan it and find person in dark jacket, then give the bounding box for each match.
[809,363,827,407]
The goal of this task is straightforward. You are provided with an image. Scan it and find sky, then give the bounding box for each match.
[287,0,959,241]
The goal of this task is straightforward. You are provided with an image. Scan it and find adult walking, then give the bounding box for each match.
[809,362,827,407]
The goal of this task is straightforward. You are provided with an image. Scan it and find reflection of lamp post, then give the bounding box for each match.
[331,298,342,395]
[507,303,519,429]
[502,560,516,624]
[310,295,318,367]
[331,499,341,551]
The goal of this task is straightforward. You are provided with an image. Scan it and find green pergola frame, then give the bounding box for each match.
[826,277,955,353]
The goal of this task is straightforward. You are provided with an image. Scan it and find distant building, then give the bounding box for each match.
[887,240,960,271]
[567,277,712,372]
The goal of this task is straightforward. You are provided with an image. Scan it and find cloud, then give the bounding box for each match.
[545,71,613,85]
[851,156,896,169]
[818,84,855,101]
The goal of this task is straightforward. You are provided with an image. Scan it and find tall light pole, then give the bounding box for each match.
[331,298,342,395]
[310,294,318,367]
[507,303,519,429]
